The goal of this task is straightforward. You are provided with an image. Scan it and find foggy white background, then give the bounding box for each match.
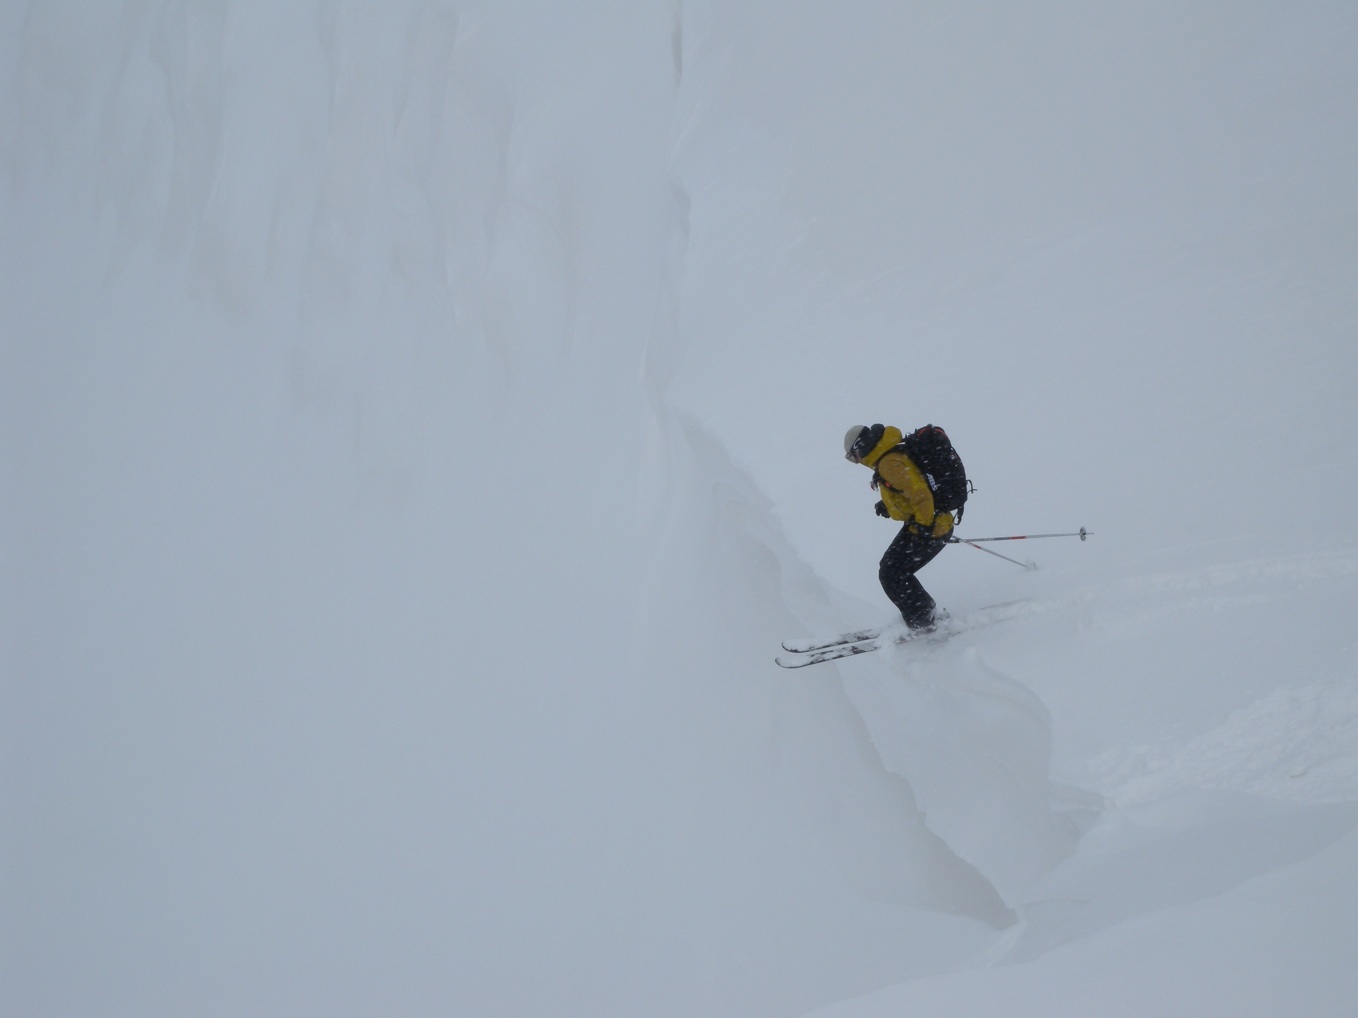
[4,2,1357,1015]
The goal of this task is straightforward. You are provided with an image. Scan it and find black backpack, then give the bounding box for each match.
[898,424,972,522]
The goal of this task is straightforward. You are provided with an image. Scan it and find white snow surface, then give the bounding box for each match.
[4,3,1357,1016]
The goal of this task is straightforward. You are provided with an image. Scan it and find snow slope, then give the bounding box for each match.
[4,2,1357,1016]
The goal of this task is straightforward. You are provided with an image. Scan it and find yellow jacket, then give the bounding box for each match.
[859,426,955,538]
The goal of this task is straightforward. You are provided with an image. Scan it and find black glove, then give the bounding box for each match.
[909,516,943,538]
[874,501,889,518]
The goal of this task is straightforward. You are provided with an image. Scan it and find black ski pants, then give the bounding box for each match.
[879,525,947,629]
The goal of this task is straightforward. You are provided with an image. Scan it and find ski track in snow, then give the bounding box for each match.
[1088,549,1358,631]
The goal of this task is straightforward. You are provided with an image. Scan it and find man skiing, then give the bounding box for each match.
[844,424,955,632]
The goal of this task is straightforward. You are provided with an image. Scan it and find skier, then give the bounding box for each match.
[844,424,955,632]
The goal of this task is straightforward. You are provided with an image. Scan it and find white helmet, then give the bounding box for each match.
[844,425,868,461]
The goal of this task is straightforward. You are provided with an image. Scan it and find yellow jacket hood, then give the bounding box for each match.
[859,426,904,468]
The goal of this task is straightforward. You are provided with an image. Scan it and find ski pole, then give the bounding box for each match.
[954,539,1038,571]
[950,527,1091,544]
[946,527,1090,570]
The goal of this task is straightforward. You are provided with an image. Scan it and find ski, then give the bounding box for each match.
[776,600,1036,669]
[776,637,884,669]
[776,625,939,669]
[781,625,886,655]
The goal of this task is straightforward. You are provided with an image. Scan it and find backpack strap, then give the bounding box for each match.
[870,442,913,491]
